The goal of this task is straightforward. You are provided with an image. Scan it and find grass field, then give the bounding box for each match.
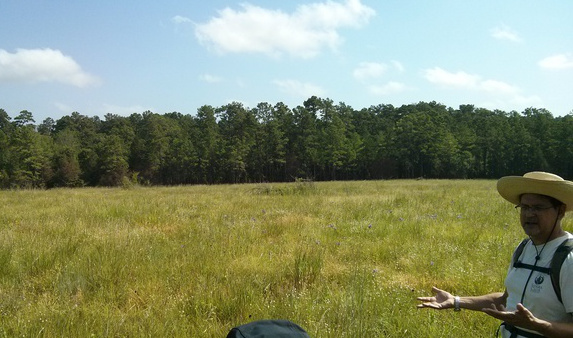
[1,179,570,337]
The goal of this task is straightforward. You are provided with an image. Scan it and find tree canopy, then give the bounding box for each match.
[0,99,571,188]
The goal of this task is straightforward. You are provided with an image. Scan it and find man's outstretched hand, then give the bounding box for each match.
[416,286,454,310]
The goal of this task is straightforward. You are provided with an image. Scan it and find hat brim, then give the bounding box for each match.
[497,176,573,211]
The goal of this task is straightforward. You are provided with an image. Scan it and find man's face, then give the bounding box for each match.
[519,193,562,243]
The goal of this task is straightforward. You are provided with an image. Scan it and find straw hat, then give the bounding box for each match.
[497,171,573,211]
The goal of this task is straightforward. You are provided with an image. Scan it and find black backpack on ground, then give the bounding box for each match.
[226,319,310,338]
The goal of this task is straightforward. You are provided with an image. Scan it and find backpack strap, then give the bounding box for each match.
[550,238,573,304]
[512,238,552,274]
[512,238,529,267]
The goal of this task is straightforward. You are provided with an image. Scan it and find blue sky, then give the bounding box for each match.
[1,0,572,122]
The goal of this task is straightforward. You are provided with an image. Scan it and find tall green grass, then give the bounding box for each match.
[0,180,569,337]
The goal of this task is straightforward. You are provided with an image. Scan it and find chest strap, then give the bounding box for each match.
[513,261,552,275]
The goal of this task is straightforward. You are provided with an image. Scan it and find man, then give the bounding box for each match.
[417,172,573,337]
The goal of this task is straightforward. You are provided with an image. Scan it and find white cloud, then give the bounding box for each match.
[424,67,480,88]
[273,79,326,98]
[424,67,519,95]
[369,82,407,96]
[479,79,519,95]
[355,61,406,97]
[424,67,544,111]
[199,73,223,83]
[538,53,573,70]
[353,62,388,81]
[490,25,522,42]
[195,0,375,58]
[0,48,100,87]
[480,94,543,113]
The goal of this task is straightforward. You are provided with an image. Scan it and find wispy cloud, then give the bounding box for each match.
[368,82,407,96]
[480,94,543,113]
[199,73,223,83]
[54,102,73,114]
[353,60,404,81]
[391,60,404,72]
[509,94,542,108]
[273,79,326,98]
[490,25,522,42]
[353,62,388,81]
[103,104,153,116]
[424,67,519,94]
[538,53,573,70]
[172,15,192,24]
[0,48,100,87]
[479,79,519,95]
[354,60,406,96]
[424,66,542,111]
[195,0,375,58]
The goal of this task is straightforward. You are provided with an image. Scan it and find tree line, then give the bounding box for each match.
[1,97,572,188]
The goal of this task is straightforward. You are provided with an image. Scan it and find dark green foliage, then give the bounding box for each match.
[217,102,257,183]
[0,99,572,188]
[50,129,83,187]
[5,111,53,188]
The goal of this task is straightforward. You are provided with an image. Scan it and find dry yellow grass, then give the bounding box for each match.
[1,180,569,337]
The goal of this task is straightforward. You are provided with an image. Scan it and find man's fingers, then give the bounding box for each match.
[481,303,496,313]
[516,303,527,312]
[482,302,507,315]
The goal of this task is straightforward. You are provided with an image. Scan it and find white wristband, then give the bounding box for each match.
[454,296,461,311]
